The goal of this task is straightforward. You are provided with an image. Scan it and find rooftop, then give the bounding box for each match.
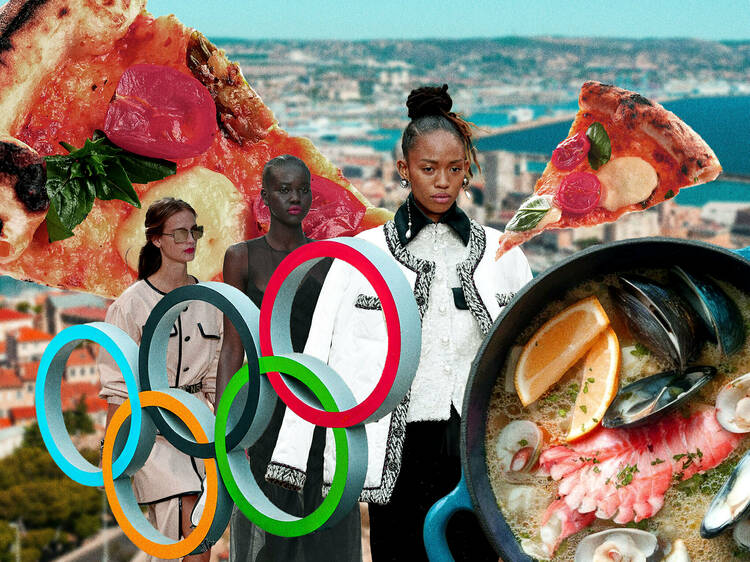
[15,327,53,343]
[0,308,33,322]
[65,348,96,367]
[61,306,108,322]
[9,406,35,422]
[0,368,21,388]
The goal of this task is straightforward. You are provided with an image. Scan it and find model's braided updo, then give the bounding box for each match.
[401,84,480,179]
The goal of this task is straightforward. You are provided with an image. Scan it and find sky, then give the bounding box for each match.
[147,0,750,41]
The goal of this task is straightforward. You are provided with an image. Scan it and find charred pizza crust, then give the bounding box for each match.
[578,81,720,185]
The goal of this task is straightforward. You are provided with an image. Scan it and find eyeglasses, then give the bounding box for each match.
[162,226,204,243]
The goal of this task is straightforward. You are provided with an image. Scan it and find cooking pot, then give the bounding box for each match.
[424,237,750,561]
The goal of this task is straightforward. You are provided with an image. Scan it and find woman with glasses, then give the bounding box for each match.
[98,197,222,562]
[216,155,361,562]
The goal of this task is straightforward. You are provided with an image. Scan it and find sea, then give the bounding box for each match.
[358,96,750,208]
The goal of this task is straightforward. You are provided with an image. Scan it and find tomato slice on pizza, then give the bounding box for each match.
[0,0,391,298]
[497,81,722,259]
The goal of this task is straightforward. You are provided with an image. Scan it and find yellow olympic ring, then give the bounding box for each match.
[101,390,219,558]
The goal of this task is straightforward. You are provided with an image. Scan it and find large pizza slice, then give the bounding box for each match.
[496,81,722,258]
[0,0,390,298]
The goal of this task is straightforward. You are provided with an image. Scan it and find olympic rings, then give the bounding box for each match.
[35,237,421,556]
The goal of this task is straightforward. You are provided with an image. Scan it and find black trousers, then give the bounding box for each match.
[368,409,497,562]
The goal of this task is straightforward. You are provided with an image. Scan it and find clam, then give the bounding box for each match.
[733,517,750,552]
[663,539,690,561]
[669,266,745,357]
[574,528,659,562]
[602,366,716,429]
[494,420,543,473]
[716,373,750,433]
[610,275,698,372]
[701,449,750,538]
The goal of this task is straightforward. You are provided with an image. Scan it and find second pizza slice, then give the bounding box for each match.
[496,81,722,259]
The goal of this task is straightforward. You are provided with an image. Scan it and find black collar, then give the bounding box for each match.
[393,193,471,246]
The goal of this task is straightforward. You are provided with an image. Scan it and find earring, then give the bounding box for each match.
[405,197,412,240]
[400,177,410,189]
[462,177,472,201]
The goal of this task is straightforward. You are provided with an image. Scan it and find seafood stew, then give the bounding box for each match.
[457,239,750,561]
[486,248,750,560]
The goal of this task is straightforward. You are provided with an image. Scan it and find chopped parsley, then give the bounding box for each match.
[616,463,640,488]
[518,439,528,447]
[580,405,588,414]
[651,458,665,465]
[630,343,650,358]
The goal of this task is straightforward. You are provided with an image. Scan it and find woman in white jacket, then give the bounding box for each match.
[267,85,532,561]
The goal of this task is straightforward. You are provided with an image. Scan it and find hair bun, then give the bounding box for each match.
[406,84,452,120]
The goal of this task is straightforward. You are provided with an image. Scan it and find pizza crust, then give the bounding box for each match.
[578,81,722,185]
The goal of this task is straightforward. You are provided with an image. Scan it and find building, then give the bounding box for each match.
[0,308,34,340]
[64,348,99,385]
[0,368,23,419]
[7,327,53,365]
[0,425,24,458]
[43,292,107,336]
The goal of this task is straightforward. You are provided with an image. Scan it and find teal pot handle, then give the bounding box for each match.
[423,471,473,562]
[733,247,750,261]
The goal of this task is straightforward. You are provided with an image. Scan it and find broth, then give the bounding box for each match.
[486,270,750,561]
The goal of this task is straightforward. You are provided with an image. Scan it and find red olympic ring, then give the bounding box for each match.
[260,239,402,427]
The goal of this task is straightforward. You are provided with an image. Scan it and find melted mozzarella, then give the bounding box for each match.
[116,166,246,281]
[596,157,658,211]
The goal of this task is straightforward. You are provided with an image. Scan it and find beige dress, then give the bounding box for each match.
[98,278,222,560]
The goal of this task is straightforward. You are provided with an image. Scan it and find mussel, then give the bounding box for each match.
[733,518,750,552]
[716,372,750,433]
[494,420,543,472]
[701,449,750,538]
[610,275,698,372]
[602,366,716,429]
[669,266,745,357]
[574,528,659,562]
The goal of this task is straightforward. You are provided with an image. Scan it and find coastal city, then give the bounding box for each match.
[0,35,749,560]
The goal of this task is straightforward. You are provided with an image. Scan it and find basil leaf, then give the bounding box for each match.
[506,195,552,232]
[45,202,75,242]
[586,122,611,170]
[101,161,141,207]
[43,133,174,241]
[119,154,176,184]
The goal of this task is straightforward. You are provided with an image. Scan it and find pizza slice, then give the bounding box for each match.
[0,0,391,298]
[496,81,722,259]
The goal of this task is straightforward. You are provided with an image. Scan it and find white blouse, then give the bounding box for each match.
[404,222,485,422]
